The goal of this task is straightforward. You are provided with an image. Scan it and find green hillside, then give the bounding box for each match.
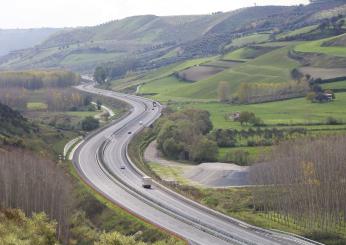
[1,1,345,72]
[139,44,299,101]
[295,33,346,57]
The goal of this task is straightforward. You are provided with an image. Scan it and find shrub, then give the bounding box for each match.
[81,117,99,131]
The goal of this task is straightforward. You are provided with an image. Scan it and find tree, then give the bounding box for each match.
[306,92,317,102]
[238,111,255,125]
[96,100,102,110]
[218,81,230,102]
[93,67,108,84]
[190,137,218,163]
[81,117,99,131]
[83,95,92,106]
[95,231,146,245]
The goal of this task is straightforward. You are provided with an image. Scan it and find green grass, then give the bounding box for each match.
[218,146,271,163]
[181,92,346,129]
[168,46,299,100]
[66,111,99,118]
[148,163,193,186]
[110,57,217,92]
[223,48,252,61]
[61,52,123,65]
[26,102,48,110]
[276,25,318,40]
[139,45,299,102]
[294,33,346,57]
[227,33,271,48]
[322,80,346,90]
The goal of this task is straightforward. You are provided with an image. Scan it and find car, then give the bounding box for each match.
[128,131,132,134]
[139,121,143,125]
[120,165,126,170]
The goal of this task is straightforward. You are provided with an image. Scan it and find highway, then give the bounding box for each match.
[73,82,321,245]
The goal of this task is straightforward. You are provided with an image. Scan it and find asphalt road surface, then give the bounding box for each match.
[74,82,321,245]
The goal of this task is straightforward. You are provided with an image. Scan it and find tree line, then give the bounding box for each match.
[0,88,87,111]
[250,135,346,233]
[232,80,309,104]
[0,70,80,90]
[210,127,307,148]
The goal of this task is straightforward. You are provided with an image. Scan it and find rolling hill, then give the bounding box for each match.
[1,1,345,73]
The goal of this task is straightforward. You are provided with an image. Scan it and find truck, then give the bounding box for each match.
[142,176,152,189]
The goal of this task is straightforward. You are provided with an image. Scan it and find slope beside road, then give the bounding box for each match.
[73,82,321,245]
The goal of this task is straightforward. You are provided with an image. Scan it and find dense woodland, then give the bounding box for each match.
[156,109,218,163]
[250,135,346,232]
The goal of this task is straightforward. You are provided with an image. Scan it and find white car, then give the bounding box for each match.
[139,121,143,125]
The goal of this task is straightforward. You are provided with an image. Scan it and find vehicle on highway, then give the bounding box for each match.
[142,176,152,189]
[153,101,157,107]
[120,165,126,170]
[139,120,143,125]
[128,131,132,134]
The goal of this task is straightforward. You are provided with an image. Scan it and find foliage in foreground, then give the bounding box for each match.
[0,208,59,245]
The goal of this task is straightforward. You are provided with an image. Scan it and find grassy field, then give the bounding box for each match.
[179,92,346,129]
[177,66,224,82]
[223,48,253,61]
[167,46,298,100]
[139,45,299,102]
[27,102,48,111]
[110,57,217,92]
[61,52,123,66]
[322,80,346,90]
[226,33,271,48]
[299,67,346,80]
[294,33,346,57]
[276,25,318,40]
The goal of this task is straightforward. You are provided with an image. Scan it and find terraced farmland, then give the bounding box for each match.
[295,34,346,57]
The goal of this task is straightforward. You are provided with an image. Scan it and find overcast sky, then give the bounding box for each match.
[1,0,310,29]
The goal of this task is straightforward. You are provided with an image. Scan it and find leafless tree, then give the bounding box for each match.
[0,148,72,243]
[250,135,346,231]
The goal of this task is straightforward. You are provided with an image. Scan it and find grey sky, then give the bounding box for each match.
[1,0,309,29]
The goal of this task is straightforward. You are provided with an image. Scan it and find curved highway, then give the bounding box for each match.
[73,82,321,245]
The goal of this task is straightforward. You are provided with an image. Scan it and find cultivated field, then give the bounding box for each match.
[203,60,243,69]
[295,33,346,57]
[276,25,318,40]
[223,46,277,61]
[299,67,346,80]
[226,33,271,48]
[177,66,224,82]
[181,92,346,129]
[322,80,346,90]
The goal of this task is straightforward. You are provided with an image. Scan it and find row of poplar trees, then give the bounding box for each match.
[250,135,346,232]
[0,149,72,243]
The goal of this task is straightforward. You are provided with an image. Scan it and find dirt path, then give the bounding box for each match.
[144,141,250,188]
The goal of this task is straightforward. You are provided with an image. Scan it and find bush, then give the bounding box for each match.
[326,116,342,125]
[190,137,218,163]
[81,117,99,131]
